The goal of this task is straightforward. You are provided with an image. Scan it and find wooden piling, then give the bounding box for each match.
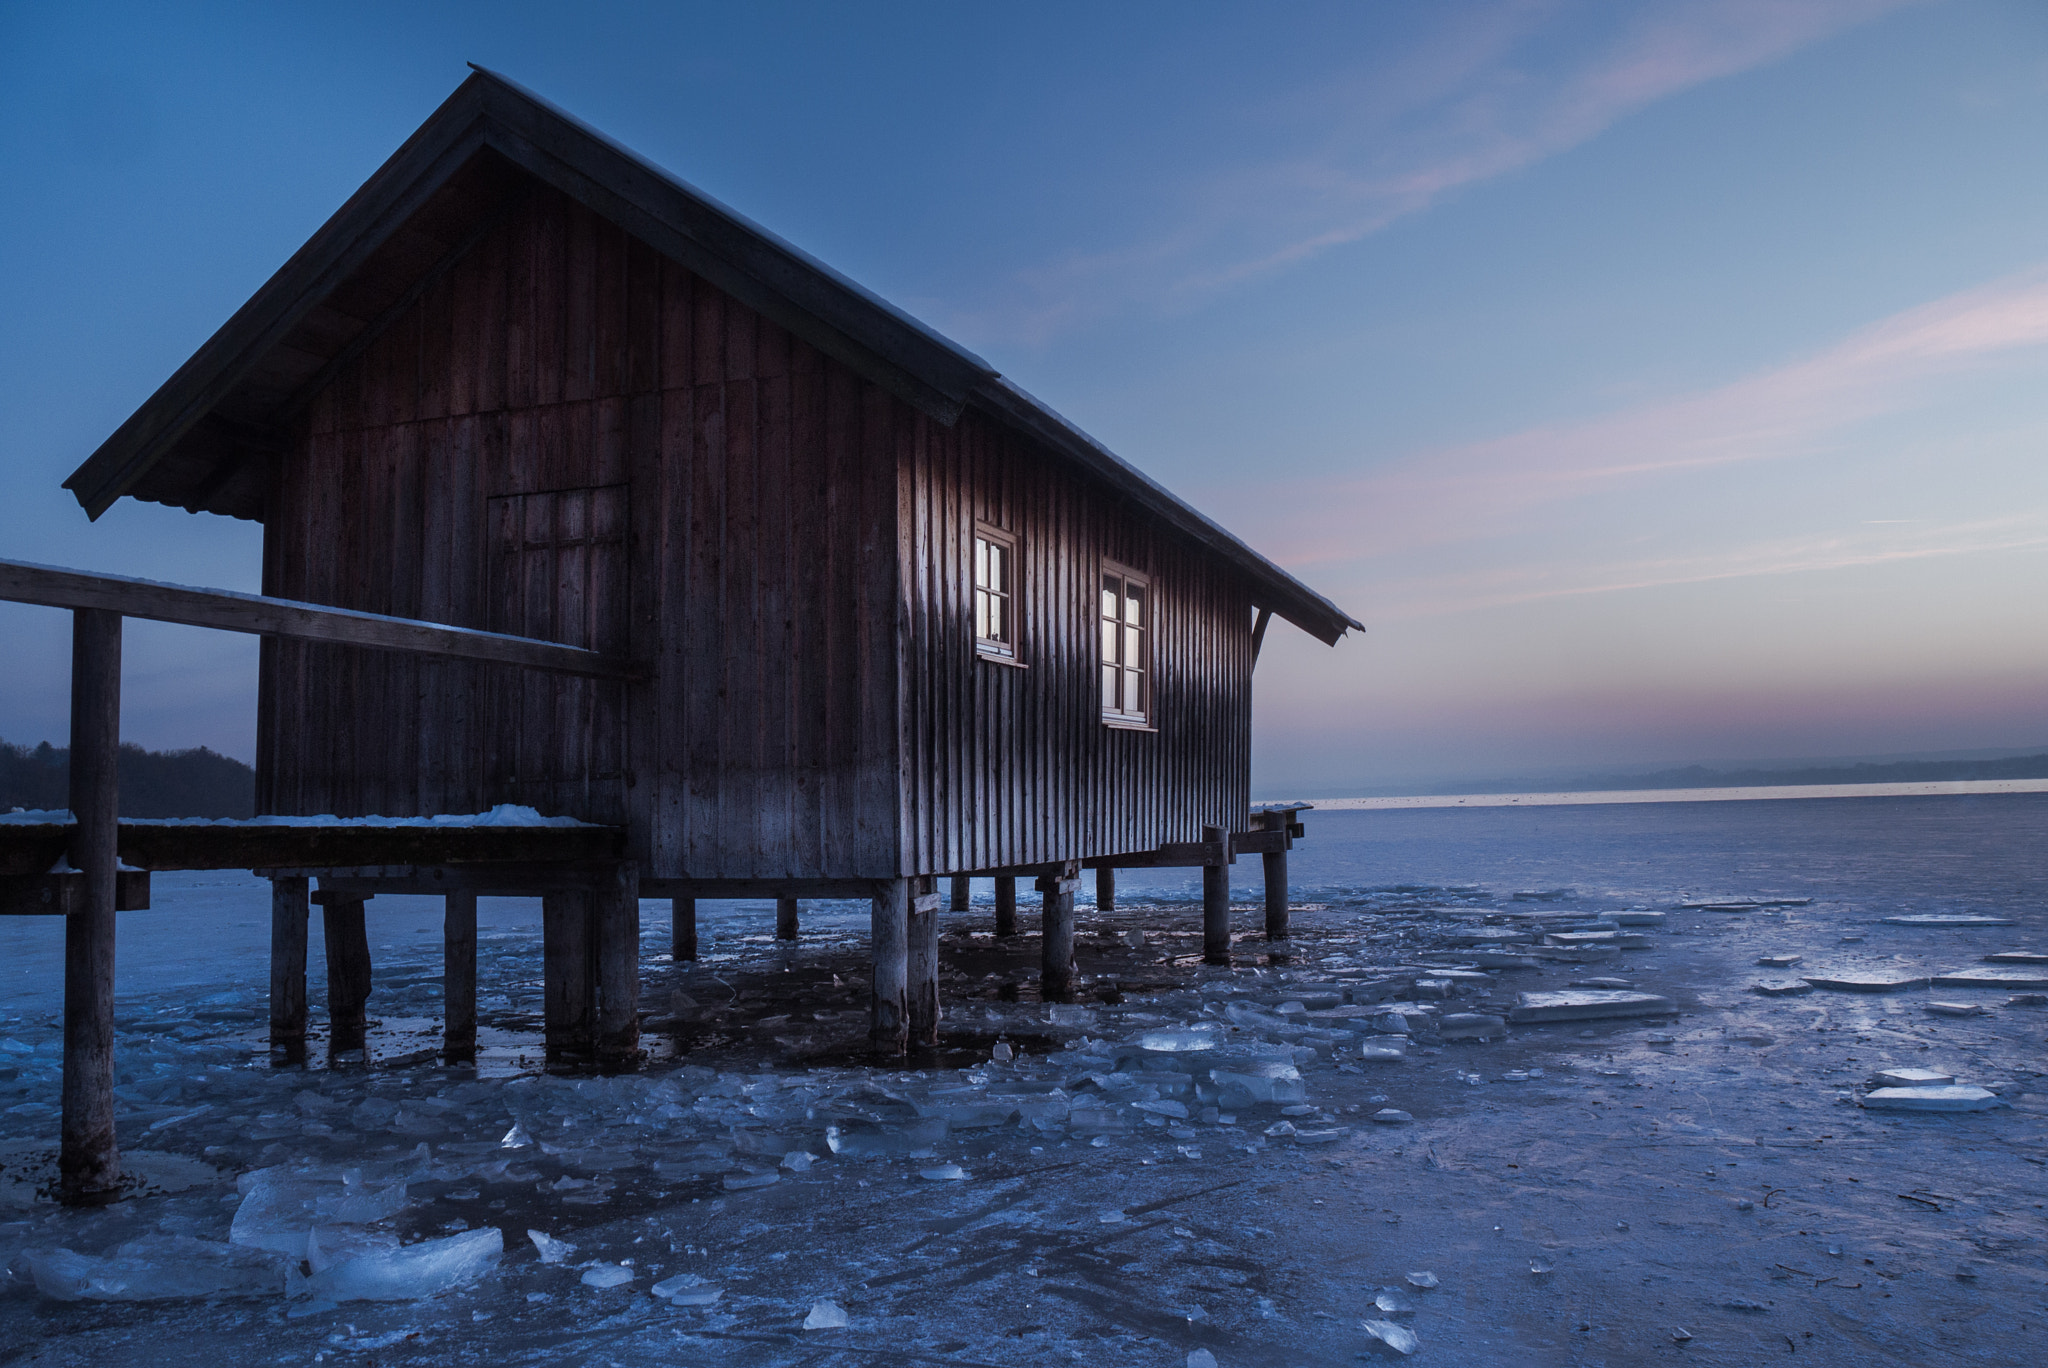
[1202,824,1231,965]
[671,895,697,962]
[592,864,640,1066]
[1039,866,1077,1002]
[268,875,310,1060]
[909,881,940,1047]
[1095,865,1115,912]
[993,875,1017,937]
[775,895,799,941]
[60,607,120,1205]
[870,879,909,1053]
[443,890,477,1063]
[542,889,594,1063]
[320,892,373,1055]
[1258,811,1289,943]
[949,874,970,911]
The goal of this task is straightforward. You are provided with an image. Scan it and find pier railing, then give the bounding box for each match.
[0,556,629,1204]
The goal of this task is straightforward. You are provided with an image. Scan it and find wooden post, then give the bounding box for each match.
[1039,865,1077,1002]
[542,889,593,1064]
[949,874,970,911]
[993,875,1017,937]
[443,890,477,1063]
[1202,824,1231,966]
[320,892,373,1056]
[909,880,940,1047]
[268,876,310,1061]
[870,879,909,1053]
[1095,865,1116,912]
[60,607,120,1205]
[775,895,799,941]
[671,895,697,962]
[592,864,640,1067]
[1258,811,1290,943]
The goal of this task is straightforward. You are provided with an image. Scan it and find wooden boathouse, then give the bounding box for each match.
[14,67,1358,1202]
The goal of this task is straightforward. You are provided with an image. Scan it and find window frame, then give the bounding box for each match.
[1099,558,1152,728]
[972,521,1021,664]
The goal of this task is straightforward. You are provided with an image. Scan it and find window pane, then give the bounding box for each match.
[989,543,1005,593]
[1102,575,1120,621]
[1125,584,1145,625]
[1102,663,1118,709]
[974,538,987,589]
[1124,624,1142,663]
[975,590,988,640]
[1101,617,1119,662]
[987,595,1004,644]
[1125,668,1143,713]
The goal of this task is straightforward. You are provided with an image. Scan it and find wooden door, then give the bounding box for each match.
[484,484,630,820]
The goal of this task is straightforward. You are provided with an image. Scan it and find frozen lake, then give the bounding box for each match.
[3,791,2044,1365]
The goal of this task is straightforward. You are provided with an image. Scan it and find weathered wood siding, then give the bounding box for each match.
[258,181,905,878]
[255,169,1256,881]
[898,411,1255,875]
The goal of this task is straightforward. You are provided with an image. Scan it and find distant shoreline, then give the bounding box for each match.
[1278,778,2048,811]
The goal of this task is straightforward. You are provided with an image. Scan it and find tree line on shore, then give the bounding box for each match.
[0,737,255,818]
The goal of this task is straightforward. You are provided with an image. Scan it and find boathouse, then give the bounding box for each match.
[26,68,1357,1195]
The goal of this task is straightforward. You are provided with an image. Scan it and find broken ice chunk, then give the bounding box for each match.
[1187,1351,1218,1368]
[1371,1109,1413,1124]
[723,1170,779,1190]
[1139,1026,1220,1053]
[500,1122,533,1148]
[1508,990,1674,1023]
[581,1264,634,1289]
[1756,955,1802,968]
[1373,1287,1415,1315]
[781,1151,815,1172]
[24,1237,288,1302]
[1362,1318,1419,1354]
[1881,915,2013,926]
[668,1286,722,1306]
[919,1163,968,1181]
[1802,973,1925,993]
[1405,1271,1438,1289]
[1871,1067,1953,1087]
[1437,1013,1504,1041]
[306,1226,502,1302]
[825,1117,947,1157]
[1923,1002,1987,1017]
[1752,979,1814,996]
[527,1230,575,1264]
[991,1041,1013,1062]
[1932,969,2048,990]
[1860,1085,1999,1113]
[803,1297,850,1329]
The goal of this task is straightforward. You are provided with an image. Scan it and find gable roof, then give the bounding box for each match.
[63,66,1362,646]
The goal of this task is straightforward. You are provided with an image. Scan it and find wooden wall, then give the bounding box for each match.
[898,409,1255,875]
[257,169,1256,880]
[259,180,903,878]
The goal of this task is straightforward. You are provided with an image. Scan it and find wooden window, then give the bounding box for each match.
[974,523,1018,660]
[1100,562,1149,725]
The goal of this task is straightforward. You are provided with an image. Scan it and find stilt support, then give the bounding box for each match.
[443,890,477,1062]
[909,878,941,1047]
[1257,811,1290,943]
[870,879,909,1053]
[949,874,970,911]
[1202,824,1231,965]
[776,895,799,940]
[1038,864,1078,1002]
[993,875,1017,937]
[320,890,373,1056]
[544,864,640,1068]
[542,889,593,1064]
[592,863,640,1066]
[672,896,697,962]
[1095,865,1115,912]
[269,875,310,1061]
[60,607,120,1205]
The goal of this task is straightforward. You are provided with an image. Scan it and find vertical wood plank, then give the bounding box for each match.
[443,890,477,1062]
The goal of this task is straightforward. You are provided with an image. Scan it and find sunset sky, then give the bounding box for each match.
[3,0,2046,794]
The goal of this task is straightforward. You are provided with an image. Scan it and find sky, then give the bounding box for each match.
[3,0,2047,796]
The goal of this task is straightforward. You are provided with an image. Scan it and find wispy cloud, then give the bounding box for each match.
[1373,513,2048,620]
[959,0,1916,342]
[1256,262,2048,569]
